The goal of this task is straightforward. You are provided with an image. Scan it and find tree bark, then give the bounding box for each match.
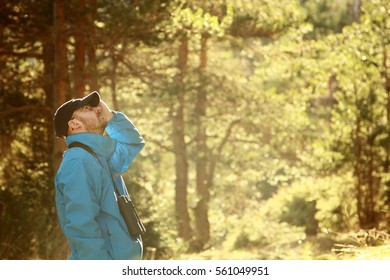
[351,0,361,22]
[194,34,210,249]
[111,57,120,111]
[354,111,364,227]
[85,0,99,91]
[382,46,390,225]
[74,0,86,98]
[53,0,68,172]
[171,35,192,241]
[353,85,379,229]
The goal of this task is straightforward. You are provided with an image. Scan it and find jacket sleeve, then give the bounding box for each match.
[56,154,110,260]
[105,112,145,174]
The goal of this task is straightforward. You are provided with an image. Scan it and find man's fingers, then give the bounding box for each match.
[98,100,114,121]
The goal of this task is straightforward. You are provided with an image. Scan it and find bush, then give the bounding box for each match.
[211,175,357,259]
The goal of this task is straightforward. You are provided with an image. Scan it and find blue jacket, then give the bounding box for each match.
[54,112,145,260]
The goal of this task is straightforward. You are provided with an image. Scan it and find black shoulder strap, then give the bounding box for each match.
[68,142,121,197]
[68,142,98,158]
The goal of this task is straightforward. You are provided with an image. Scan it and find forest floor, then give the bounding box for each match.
[179,232,390,260]
[180,244,390,260]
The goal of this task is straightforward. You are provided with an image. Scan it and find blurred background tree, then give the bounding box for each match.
[1,0,390,259]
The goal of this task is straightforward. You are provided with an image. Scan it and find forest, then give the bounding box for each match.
[1,0,390,260]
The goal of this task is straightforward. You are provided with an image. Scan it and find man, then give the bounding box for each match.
[53,91,145,260]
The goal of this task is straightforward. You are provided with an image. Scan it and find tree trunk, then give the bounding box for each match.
[54,0,67,104]
[354,115,364,227]
[111,57,120,111]
[42,35,66,259]
[194,35,210,250]
[353,85,379,229]
[366,131,378,228]
[43,34,56,177]
[351,0,361,22]
[85,0,99,91]
[53,0,67,171]
[382,47,390,226]
[172,35,191,241]
[74,0,86,98]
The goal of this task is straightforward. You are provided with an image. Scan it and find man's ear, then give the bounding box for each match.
[68,119,82,130]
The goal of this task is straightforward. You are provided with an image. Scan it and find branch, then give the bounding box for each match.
[118,59,169,92]
[229,138,260,145]
[207,119,241,188]
[142,134,175,153]
[0,51,42,59]
[216,119,242,156]
[0,106,52,118]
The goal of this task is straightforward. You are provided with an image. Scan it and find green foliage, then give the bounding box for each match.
[221,205,306,252]
[95,0,171,41]
[210,175,357,259]
[0,124,65,259]
[167,3,229,37]
[302,0,357,38]
[262,176,357,233]
[230,0,306,38]
[280,197,318,235]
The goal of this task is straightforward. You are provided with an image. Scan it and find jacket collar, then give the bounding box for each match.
[66,133,116,159]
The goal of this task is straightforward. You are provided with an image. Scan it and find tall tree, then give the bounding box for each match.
[172,35,192,240]
[316,0,390,229]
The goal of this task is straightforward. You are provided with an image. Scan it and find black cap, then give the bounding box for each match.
[53,91,100,138]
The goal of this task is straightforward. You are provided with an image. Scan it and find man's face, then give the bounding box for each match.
[71,104,109,135]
